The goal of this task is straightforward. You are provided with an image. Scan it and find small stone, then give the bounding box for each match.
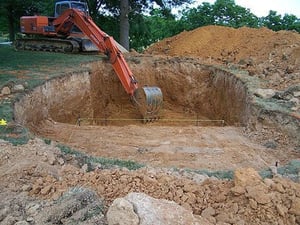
[289,198,300,216]
[246,185,271,205]
[232,203,239,214]
[12,84,25,93]
[294,91,300,97]
[26,217,34,222]
[264,178,274,187]
[201,206,216,218]
[81,164,88,173]
[254,88,276,99]
[272,183,285,193]
[22,184,32,192]
[234,168,262,187]
[249,198,257,209]
[231,186,245,196]
[1,86,11,95]
[57,158,65,165]
[26,204,40,216]
[276,204,288,217]
[40,185,52,195]
[15,220,30,225]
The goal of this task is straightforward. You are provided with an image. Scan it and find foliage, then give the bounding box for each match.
[0,0,299,50]
[261,10,300,32]
[181,0,259,30]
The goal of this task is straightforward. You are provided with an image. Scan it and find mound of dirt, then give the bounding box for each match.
[146,25,300,90]
[1,138,299,225]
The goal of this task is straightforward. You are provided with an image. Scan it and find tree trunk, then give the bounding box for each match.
[120,0,130,50]
[7,6,15,41]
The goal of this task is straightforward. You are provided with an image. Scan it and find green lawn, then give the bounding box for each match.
[0,45,100,145]
[0,45,101,89]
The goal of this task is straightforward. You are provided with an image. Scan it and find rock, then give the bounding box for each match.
[81,164,88,173]
[12,84,25,93]
[22,185,32,192]
[246,185,271,205]
[121,192,201,225]
[276,204,288,217]
[234,168,262,187]
[294,91,300,97]
[57,157,65,165]
[15,221,30,225]
[201,206,216,218]
[254,88,276,99]
[271,182,285,193]
[249,198,257,209]
[40,185,52,195]
[107,198,139,225]
[192,173,208,183]
[1,86,11,95]
[26,203,40,216]
[290,97,300,105]
[230,186,245,196]
[263,178,274,187]
[289,197,300,216]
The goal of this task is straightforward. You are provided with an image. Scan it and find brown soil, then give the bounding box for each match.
[146,25,300,90]
[1,25,300,224]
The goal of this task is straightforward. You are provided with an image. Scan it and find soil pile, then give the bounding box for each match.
[146,25,300,89]
[1,139,300,225]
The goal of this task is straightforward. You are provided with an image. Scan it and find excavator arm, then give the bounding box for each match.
[53,9,138,95]
[53,9,162,120]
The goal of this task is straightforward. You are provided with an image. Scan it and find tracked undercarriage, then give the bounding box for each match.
[14,37,100,53]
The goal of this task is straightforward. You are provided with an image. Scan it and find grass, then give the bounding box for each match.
[0,45,100,89]
[57,144,144,170]
[0,45,100,145]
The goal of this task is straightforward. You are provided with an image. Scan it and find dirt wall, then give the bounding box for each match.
[14,71,91,127]
[14,57,251,128]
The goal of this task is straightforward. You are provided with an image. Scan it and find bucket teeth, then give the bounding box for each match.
[134,86,163,122]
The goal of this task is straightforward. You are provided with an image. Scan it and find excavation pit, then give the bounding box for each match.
[15,56,250,127]
[14,56,296,170]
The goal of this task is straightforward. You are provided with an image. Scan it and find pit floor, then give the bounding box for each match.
[34,120,299,171]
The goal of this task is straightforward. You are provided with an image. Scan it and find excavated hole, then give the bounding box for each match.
[14,56,251,127]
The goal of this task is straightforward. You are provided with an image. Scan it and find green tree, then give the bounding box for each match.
[86,0,192,50]
[181,2,215,30]
[181,0,259,30]
[261,11,300,32]
[0,0,51,41]
[262,10,282,31]
[282,14,300,32]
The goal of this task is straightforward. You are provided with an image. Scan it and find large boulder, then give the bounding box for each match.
[107,192,211,225]
[107,198,139,225]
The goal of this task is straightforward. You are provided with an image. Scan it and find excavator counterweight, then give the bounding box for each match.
[16,2,162,121]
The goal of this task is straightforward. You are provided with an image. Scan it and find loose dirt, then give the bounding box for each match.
[146,25,300,90]
[1,25,300,224]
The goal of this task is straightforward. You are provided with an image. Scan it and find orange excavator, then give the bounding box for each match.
[16,0,162,121]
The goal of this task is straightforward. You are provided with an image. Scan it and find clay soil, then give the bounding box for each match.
[1,25,300,224]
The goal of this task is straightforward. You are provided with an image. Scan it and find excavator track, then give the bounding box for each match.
[15,38,80,53]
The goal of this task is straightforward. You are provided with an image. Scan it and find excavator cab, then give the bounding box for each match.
[55,0,88,17]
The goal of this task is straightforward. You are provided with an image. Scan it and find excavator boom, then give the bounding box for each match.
[36,8,162,121]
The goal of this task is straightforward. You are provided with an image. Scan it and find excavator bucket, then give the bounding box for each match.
[134,87,163,122]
